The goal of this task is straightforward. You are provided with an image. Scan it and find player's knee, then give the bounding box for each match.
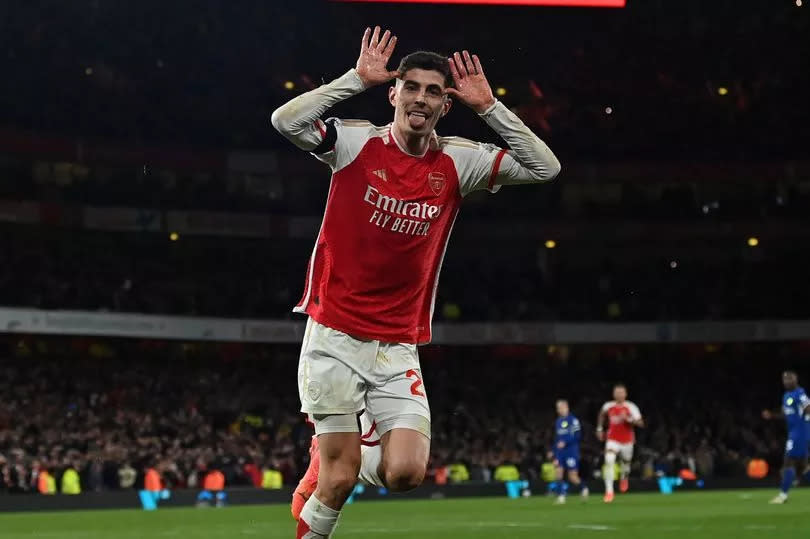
[383,460,426,492]
[320,465,360,499]
[319,450,361,500]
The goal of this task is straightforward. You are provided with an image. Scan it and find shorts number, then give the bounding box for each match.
[406,369,425,397]
[786,439,794,452]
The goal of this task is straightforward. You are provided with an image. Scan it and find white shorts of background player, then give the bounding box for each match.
[605,439,634,461]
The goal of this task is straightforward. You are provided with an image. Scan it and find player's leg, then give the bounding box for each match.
[294,319,368,536]
[603,442,618,502]
[297,426,361,538]
[357,422,429,492]
[771,457,797,504]
[568,468,587,499]
[618,443,633,493]
[380,427,430,490]
[364,342,432,492]
[771,436,809,504]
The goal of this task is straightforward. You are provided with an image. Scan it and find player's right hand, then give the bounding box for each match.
[596,430,605,442]
[355,26,400,88]
[761,409,772,420]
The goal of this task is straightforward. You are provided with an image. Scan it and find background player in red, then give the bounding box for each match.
[596,384,643,503]
[272,26,560,538]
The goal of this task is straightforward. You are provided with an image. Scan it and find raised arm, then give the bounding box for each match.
[446,50,561,184]
[270,26,399,151]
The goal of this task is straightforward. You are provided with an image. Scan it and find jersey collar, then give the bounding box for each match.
[387,124,439,158]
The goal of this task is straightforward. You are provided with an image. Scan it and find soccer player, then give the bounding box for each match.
[596,384,643,503]
[271,26,560,538]
[762,370,810,504]
[552,399,588,504]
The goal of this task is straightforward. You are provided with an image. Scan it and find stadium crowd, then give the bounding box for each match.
[1,227,809,322]
[0,337,805,494]
[2,154,809,219]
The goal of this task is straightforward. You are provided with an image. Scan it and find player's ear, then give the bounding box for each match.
[440,96,452,117]
[388,85,397,108]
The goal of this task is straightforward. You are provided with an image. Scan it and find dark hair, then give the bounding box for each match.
[397,51,453,88]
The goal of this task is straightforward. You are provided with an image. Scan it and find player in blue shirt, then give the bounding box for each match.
[552,399,588,504]
[762,371,810,504]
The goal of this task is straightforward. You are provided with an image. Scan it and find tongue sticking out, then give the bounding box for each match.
[408,112,427,129]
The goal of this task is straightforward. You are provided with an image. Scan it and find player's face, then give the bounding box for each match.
[389,68,452,138]
[613,386,627,402]
[783,372,798,390]
[556,400,569,416]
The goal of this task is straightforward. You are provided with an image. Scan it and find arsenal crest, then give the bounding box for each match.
[428,172,446,196]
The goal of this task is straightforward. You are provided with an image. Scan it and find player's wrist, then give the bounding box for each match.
[475,98,499,116]
[346,68,369,91]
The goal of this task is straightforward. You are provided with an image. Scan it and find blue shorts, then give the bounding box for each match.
[554,450,579,471]
[786,437,809,459]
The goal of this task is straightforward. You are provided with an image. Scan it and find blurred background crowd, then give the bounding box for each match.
[1,337,806,494]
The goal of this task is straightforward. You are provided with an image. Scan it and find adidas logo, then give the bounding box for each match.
[372,169,388,182]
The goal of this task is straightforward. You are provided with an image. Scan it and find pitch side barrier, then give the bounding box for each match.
[0,479,777,513]
[1,307,809,344]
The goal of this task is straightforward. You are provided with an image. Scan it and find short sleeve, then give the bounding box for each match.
[601,401,612,413]
[799,390,810,408]
[441,137,508,197]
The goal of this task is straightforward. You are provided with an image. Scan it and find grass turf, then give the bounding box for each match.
[2,489,809,538]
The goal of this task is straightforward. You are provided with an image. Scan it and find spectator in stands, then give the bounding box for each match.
[197,465,227,508]
[60,462,81,495]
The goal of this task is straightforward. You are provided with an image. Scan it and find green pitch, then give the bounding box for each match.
[2,489,810,538]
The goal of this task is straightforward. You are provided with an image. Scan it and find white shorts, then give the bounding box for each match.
[297,317,431,439]
[605,440,634,461]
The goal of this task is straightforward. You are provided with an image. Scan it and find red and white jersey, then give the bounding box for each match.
[601,400,642,444]
[294,118,507,344]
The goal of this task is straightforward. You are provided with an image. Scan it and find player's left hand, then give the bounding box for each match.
[557,441,566,449]
[445,51,497,114]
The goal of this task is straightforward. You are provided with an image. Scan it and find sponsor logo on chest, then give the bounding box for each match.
[363,182,446,237]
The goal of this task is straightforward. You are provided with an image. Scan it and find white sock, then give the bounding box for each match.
[604,453,616,494]
[620,462,631,480]
[299,495,340,538]
[358,443,384,487]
